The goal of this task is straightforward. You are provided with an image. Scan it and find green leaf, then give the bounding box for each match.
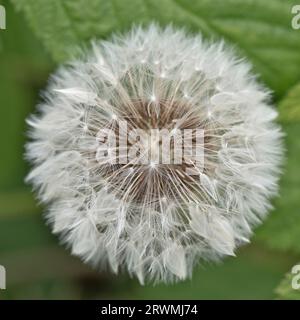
[11,0,300,99]
[0,0,52,190]
[276,264,300,300]
[279,83,300,123]
[256,122,300,253]
[256,77,300,253]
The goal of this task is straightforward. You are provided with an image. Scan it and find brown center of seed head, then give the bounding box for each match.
[92,98,220,208]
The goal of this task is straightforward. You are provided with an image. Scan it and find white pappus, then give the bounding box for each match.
[26,24,283,284]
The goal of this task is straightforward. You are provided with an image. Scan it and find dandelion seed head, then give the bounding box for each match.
[26,24,283,284]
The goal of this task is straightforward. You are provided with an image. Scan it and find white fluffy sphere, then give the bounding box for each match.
[26,25,283,284]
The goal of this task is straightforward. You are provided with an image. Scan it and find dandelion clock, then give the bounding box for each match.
[26,25,283,284]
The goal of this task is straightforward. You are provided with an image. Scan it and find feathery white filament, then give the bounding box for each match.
[26,25,283,284]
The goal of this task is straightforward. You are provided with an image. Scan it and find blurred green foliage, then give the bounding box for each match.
[279,83,300,122]
[0,0,299,299]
